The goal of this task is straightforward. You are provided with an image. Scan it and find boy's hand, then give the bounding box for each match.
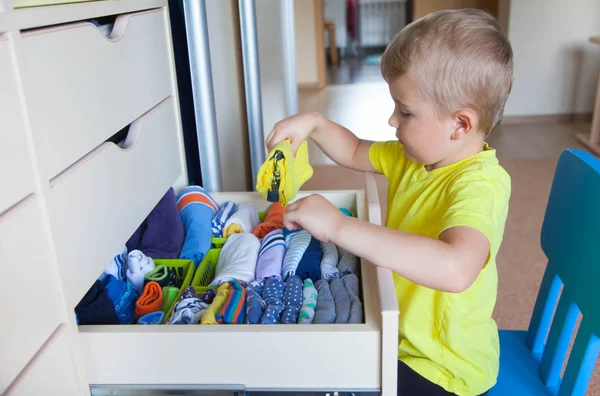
[266,113,322,154]
[283,194,346,243]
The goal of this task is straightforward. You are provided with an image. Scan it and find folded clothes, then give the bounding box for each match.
[281,276,303,324]
[212,201,237,238]
[253,202,285,238]
[126,188,184,259]
[102,274,139,325]
[256,140,313,206]
[343,274,363,324]
[209,233,260,286]
[331,278,350,324]
[202,283,230,325]
[100,246,128,282]
[337,246,358,276]
[320,242,340,281]
[167,287,209,325]
[138,311,165,325]
[135,281,163,319]
[295,237,322,282]
[246,280,265,324]
[162,286,179,313]
[260,276,285,324]
[282,228,311,279]
[75,280,119,325]
[177,186,219,267]
[255,229,285,281]
[223,202,260,238]
[144,265,182,289]
[217,280,247,324]
[298,278,318,324]
[313,279,336,324]
[126,250,155,293]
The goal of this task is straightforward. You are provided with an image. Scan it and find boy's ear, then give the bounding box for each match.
[451,109,479,140]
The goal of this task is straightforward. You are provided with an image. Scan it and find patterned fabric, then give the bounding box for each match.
[216,280,247,324]
[212,201,237,238]
[256,229,285,280]
[282,228,311,279]
[281,276,303,324]
[246,280,266,324]
[100,246,127,282]
[102,275,139,325]
[260,277,285,324]
[144,265,182,289]
[298,279,318,324]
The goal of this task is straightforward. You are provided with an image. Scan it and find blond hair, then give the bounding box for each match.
[381,8,513,132]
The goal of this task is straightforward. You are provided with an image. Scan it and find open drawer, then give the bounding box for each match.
[79,174,399,394]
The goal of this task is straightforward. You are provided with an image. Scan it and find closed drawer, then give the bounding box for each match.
[21,9,172,179]
[5,325,80,396]
[0,196,64,393]
[80,187,399,393]
[0,35,36,214]
[48,97,182,310]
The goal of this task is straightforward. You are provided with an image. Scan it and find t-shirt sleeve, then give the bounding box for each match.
[369,140,404,177]
[440,175,510,254]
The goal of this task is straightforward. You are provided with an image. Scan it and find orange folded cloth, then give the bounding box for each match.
[253,202,286,238]
[135,281,164,319]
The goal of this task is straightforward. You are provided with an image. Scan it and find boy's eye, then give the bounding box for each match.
[399,110,411,117]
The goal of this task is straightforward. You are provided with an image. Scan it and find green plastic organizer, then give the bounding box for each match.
[163,250,220,323]
[150,259,194,324]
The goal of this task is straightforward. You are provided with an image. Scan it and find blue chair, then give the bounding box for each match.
[489,150,600,396]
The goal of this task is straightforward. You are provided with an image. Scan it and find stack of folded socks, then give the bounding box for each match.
[177,186,219,267]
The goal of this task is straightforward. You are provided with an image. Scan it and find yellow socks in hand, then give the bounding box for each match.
[256,140,313,206]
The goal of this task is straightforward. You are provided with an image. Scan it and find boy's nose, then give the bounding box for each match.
[388,114,398,128]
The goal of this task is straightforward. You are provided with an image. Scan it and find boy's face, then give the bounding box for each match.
[387,74,457,167]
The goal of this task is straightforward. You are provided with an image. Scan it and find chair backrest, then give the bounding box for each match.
[525,149,600,396]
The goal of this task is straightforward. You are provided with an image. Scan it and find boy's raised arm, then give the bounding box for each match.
[266,112,377,173]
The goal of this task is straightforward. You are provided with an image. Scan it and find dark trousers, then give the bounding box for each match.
[397,360,489,396]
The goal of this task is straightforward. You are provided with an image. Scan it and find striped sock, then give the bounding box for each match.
[282,228,311,279]
[216,280,247,324]
[212,201,237,238]
[256,229,285,280]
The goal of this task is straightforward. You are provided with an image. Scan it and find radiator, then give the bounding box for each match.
[358,0,407,48]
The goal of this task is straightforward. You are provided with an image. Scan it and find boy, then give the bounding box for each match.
[267,8,512,396]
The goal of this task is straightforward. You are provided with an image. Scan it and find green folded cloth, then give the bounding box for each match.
[144,265,182,289]
[162,286,179,313]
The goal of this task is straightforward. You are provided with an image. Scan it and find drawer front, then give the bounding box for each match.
[5,325,80,396]
[0,36,36,214]
[80,191,386,391]
[21,9,172,178]
[48,97,182,309]
[0,197,64,393]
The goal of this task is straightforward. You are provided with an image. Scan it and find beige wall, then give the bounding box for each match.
[504,0,600,116]
[206,0,251,191]
[414,0,498,19]
[294,0,320,86]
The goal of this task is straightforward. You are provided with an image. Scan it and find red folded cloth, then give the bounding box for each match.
[135,281,164,319]
[253,202,286,238]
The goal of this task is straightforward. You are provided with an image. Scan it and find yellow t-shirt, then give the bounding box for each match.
[369,141,511,396]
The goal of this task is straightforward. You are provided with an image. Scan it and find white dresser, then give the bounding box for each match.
[0,1,399,394]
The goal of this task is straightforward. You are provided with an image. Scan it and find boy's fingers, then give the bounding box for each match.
[283,212,301,230]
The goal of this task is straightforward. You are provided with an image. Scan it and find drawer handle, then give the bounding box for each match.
[49,97,171,186]
[21,9,161,42]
